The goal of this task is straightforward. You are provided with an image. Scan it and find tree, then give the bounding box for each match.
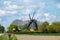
[38,21,49,32]
[8,24,18,32]
[23,24,28,29]
[46,25,55,33]
[19,25,23,29]
[21,23,30,32]
[52,22,60,32]
[0,25,5,33]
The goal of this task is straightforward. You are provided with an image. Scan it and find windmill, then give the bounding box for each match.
[27,8,39,31]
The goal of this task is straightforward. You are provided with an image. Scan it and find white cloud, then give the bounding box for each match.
[5,4,18,10]
[57,3,60,9]
[51,15,56,19]
[34,10,42,19]
[38,2,45,9]
[18,15,29,21]
[22,8,32,14]
[0,18,2,21]
[0,9,17,16]
[4,1,11,5]
[41,18,49,22]
[4,1,23,10]
[23,0,32,3]
[26,5,36,9]
[44,13,49,17]
[34,13,41,19]
[7,11,17,14]
[43,13,56,21]
[0,9,6,16]
[25,9,31,14]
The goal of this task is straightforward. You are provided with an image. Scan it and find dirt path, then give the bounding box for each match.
[16,35,60,40]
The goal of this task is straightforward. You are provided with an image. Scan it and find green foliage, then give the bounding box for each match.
[21,29,30,32]
[38,21,60,33]
[19,25,23,29]
[21,23,30,32]
[10,34,17,40]
[0,36,3,40]
[52,22,60,32]
[38,21,49,32]
[7,21,60,33]
[8,24,18,32]
[23,23,28,29]
[46,25,55,33]
[0,34,17,40]
[0,25,5,33]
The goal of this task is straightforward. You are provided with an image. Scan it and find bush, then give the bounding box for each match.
[46,25,56,33]
[0,25,5,33]
[38,21,49,32]
[52,22,60,32]
[0,33,17,40]
[8,24,18,32]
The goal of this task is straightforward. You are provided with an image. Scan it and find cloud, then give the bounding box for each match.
[44,13,56,18]
[38,2,45,9]
[25,9,31,14]
[23,0,32,3]
[44,13,49,17]
[0,9,6,16]
[26,5,36,9]
[5,4,18,10]
[22,8,32,14]
[18,15,29,21]
[33,10,42,19]
[4,1,24,10]
[4,1,11,5]
[43,13,56,21]
[7,11,17,14]
[57,3,60,9]
[0,9,17,16]
[0,18,2,21]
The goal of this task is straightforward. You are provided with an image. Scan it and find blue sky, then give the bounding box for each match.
[0,0,60,30]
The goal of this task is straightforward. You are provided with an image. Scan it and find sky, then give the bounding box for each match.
[0,0,60,30]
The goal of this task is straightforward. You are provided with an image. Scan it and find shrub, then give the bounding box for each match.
[0,33,17,40]
[46,25,56,33]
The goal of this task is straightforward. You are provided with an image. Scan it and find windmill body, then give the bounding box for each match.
[27,19,38,31]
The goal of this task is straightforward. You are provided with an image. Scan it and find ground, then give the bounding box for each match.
[16,35,60,40]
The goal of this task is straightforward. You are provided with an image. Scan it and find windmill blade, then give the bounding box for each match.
[29,14,31,20]
[34,21,38,30]
[32,8,39,19]
[36,16,40,19]
[27,21,32,30]
[32,11,36,19]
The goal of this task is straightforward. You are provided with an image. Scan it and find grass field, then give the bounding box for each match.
[15,32,60,36]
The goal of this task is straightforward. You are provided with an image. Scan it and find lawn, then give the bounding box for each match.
[15,32,60,36]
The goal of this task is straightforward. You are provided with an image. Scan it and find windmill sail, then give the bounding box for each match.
[32,8,39,19]
[27,8,39,31]
[29,14,31,20]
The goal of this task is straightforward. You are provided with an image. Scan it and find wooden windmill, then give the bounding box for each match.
[27,8,39,31]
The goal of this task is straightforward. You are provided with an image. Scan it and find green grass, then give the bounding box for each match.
[15,32,60,36]
[30,33,60,36]
[0,36,3,40]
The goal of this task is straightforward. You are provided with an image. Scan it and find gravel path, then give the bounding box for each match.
[16,35,60,40]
